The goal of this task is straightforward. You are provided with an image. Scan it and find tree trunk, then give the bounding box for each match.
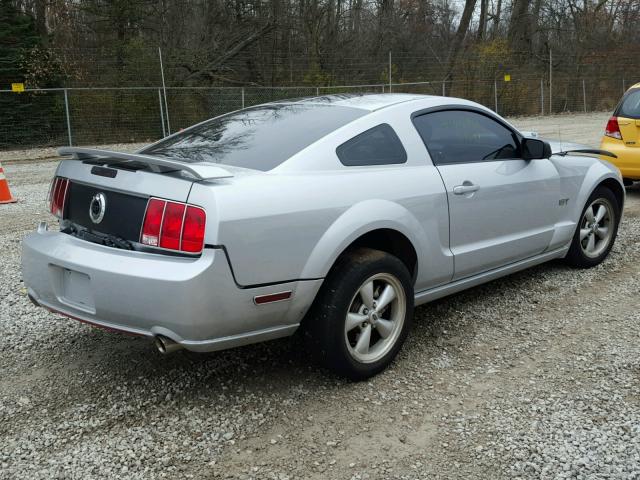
[477,0,487,40]
[444,0,477,85]
[491,0,502,38]
[34,0,48,45]
[507,0,530,52]
[352,0,362,35]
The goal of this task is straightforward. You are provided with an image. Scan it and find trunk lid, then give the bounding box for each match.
[55,148,233,247]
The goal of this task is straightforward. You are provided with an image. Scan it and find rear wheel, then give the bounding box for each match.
[302,248,414,380]
[565,186,620,268]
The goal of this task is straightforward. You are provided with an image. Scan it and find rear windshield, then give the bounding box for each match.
[142,103,366,171]
[617,89,640,118]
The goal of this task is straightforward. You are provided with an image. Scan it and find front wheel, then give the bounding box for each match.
[565,186,620,268]
[302,248,414,380]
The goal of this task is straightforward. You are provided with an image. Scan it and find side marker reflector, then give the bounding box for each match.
[254,291,292,305]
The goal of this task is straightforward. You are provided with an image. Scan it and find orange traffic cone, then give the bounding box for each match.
[0,162,17,204]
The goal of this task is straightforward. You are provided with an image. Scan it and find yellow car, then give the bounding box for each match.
[601,82,640,184]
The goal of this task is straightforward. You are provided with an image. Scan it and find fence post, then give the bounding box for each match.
[540,78,544,116]
[241,88,245,109]
[158,47,171,134]
[582,79,587,113]
[388,51,392,92]
[316,87,320,96]
[158,89,166,137]
[549,49,552,114]
[63,88,73,146]
[442,81,445,96]
[494,80,498,113]
[381,84,385,93]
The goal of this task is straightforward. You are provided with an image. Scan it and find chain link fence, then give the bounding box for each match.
[0,75,630,151]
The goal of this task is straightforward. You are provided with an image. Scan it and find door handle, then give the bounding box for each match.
[453,182,480,195]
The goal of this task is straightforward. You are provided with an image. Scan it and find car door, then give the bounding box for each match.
[412,108,561,280]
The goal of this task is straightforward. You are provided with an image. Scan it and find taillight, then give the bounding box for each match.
[605,116,622,140]
[140,198,206,253]
[140,199,165,246]
[181,206,207,253]
[49,177,70,218]
[159,202,186,250]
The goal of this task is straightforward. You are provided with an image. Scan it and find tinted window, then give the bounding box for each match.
[413,110,521,165]
[336,124,407,166]
[617,89,640,118]
[143,104,366,171]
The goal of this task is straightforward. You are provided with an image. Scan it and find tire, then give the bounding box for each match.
[301,248,414,380]
[565,186,620,268]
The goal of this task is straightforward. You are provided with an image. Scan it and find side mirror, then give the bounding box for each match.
[522,138,552,160]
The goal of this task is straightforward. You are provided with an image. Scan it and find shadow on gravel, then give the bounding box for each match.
[624,184,640,204]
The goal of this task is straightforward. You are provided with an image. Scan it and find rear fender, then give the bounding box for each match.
[300,199,425,281]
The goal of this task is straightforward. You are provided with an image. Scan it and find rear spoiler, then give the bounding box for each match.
[58,147,234,181]
[542,140,617,159]
[555,149,618,159]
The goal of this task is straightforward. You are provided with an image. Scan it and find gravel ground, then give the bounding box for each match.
[510,112,609,148]
[1,113,639,479]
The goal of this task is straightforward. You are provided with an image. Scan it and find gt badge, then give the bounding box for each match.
[89,192,107,224]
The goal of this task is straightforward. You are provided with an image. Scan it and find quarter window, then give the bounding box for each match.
[336,124,407,166]
[412,110,521,165]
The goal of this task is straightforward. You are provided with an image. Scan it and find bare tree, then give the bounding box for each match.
[445,0,477,85]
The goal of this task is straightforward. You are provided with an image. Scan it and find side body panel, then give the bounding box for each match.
[190,165,453,289]
[436,158,561,279]
[189,98,623,293]
[414,155,623,304]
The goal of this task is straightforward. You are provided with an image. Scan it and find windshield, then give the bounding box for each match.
[142,103,366,171]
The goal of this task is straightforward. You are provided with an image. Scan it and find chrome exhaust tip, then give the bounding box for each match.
[154,335,183,355]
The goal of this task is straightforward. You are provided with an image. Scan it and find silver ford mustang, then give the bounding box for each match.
[22,93,623,379]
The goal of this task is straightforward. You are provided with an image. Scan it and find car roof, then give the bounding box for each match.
[272,93,433,111]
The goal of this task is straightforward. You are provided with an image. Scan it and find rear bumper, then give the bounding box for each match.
[600,137,640,179]
[22,224,322,352]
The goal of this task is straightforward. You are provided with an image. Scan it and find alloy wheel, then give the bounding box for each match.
[579,198,614,259]
[344,273,406,364]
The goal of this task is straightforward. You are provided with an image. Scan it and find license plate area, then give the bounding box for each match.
[57,267,95,313]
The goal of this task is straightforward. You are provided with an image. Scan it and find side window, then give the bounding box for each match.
[336,123,407,166]
[412,110,521,165]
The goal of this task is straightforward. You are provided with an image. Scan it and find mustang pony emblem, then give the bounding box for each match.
[89,192,107,224]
